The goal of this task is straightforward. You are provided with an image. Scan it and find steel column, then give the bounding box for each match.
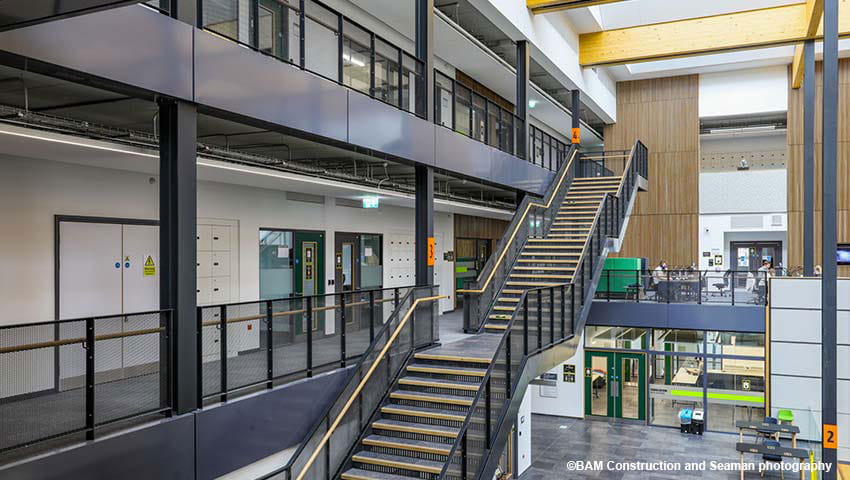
[821,0,838,476]
[516,40,530,160]
[415,0,434,122]
[415,166,434,285]
[803,39,816,276]
[159,99,198,414]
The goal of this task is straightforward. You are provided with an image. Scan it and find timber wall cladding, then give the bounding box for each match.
[787,60,850,276]
[603,75,700,267]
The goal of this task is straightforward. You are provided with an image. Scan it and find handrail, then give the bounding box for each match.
[292,294,447,480]
[615,142,638,198]
[200,297,396,326]
[201,284,413,310]
[0,327,166,354]
[457,148,578,295]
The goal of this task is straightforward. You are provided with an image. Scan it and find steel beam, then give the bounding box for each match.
[516,40,530,160]
[416,0,434,122]
[415,166,435,286]
[159,99,199,414]
[803,39,816,276]
[821,0,838,477]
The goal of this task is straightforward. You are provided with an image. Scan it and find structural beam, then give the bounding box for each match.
[528,0,629,14]
[579,2,850,67]
[821,0,838,477]
[791,0,824,89]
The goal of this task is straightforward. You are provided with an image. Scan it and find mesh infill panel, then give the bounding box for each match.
[0,321,86,451]
[95,313,163,425]
[225,303,267,391]
[200,306,222,398]
[271,298,307,380]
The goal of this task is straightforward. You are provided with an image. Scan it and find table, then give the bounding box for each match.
[736,421,803,479]
[735,442,807,480]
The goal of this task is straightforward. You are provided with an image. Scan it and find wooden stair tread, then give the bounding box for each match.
[352,451,445,474]
[362,435,452,455]
[413,352,491,364]
[342,467,413,480]
[372,419,460,438]
[398,376,481,391]
[381,404,467,421]
[407,363,487,377]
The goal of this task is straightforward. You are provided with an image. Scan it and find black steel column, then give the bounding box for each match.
[516,40,530,160]
[571,90,581,146]
[159,99,199,414]
[415,166,434,285]
[803,40,816,277]
[821,0,838,476]
[416,0,434,122]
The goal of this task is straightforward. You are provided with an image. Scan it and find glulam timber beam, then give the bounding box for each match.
[528,0,630,13]
[791,0,824,88]
[579,2,850,67]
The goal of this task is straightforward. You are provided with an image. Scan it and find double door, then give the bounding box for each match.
[585,351,646,420]
[335,232,383,331]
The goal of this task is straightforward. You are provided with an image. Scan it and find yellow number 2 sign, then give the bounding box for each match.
[823,424,837,449]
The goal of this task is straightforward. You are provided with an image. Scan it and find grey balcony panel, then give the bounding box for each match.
[194,29,349,143]
[434,126,492,182]
[0,5,193,100]
[491,149,554,196]
[348,92,435,166]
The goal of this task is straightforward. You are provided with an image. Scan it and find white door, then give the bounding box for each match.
[121,224,160,375]
[58,221,124,387]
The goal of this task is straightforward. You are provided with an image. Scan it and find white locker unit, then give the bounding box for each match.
[196,219,242,361]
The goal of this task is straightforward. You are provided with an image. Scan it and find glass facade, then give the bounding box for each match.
[586,326,765,432]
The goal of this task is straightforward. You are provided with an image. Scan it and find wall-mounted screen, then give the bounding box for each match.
[838,244,850,265]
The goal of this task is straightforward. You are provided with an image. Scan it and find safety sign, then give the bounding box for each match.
[144,255,156,276]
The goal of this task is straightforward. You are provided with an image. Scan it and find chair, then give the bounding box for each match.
[712,271,730,296]
[761,417,780,443]
[760,439,784,479]
[777,409,794,425]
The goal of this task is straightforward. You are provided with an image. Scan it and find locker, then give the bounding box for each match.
[211,276,230,303]
[211,225,231,251]
[197,277,213,305]
[211,251,231,277]
[197,225,213,251]
[197,251,213,278]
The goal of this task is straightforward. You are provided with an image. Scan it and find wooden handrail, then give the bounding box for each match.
[457,149,578,295]
[200,297,396,327]
[293,294,447,480]
[0,327,166,355]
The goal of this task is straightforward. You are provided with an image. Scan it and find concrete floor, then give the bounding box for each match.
[520,415,815,479]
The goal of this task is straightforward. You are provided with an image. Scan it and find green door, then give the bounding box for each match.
[585,351,646,420]
[294,231,325,334]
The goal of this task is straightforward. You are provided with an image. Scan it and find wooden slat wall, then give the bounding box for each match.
[786,60,850,276]
[603,75,700,267]
[454,214,510,240]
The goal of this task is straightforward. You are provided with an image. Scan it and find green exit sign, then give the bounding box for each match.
[362,197,380,209]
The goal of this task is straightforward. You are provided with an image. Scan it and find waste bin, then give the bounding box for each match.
[690,408,704,435]
[678,408,693,433]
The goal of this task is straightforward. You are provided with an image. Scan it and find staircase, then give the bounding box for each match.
[483,176,623,332]
[272,142,648,480]
[341,350,491,480]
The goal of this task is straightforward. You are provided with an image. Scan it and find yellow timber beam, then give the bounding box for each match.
[528,0,630,14]
[791,0,824,89]
[579,2,850,67]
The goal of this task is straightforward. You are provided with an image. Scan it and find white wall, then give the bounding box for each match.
[699,66,788,118]
[698,215,787,271]
[531,337,584,419]
[769,278,850,462]
[0,154,456,325]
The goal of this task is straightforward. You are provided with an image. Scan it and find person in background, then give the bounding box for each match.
[653,260,668,283]
[756,260,771,288]
[814,265,823,277]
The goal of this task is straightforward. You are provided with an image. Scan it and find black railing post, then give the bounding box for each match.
[266,300,274,388]
[85,318,95,440]
[764,272,769,306]
[635,269,640,304]
[570,283,576,334]
[698,273,703,305]
[196,308,203,407]
[340,294,347,368]
[369,33,376,97]
[337,15,344,82]
[537,289,543,350]
[549,287,555,345]
[523,298,529,355]
[589,241,594,280]
[560,284,566,339]
[731,273,736,306]
[666,270,671,305]
[394,288,399,310]
[506,331,512,399]
[485,377,492,447]
[607,270,611,302]
[369,290,375,342]
[298,0,306,68]
[410,301,416,347]
[219,305,228,402]
[461,432,468,478]
[306,296,313,377]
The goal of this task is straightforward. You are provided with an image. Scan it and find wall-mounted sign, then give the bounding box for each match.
[427,237,435,266]
[702,251,711,257]
[443,251,455,262]
[143,255,156,276]
[362,197,380,209]
[571,127,581,144]
[335,253,343,270]
[714,254,723,266]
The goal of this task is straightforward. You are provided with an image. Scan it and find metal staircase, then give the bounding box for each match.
[266,142,647,480]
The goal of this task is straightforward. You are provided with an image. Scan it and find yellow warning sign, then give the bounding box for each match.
[143,255,156,277]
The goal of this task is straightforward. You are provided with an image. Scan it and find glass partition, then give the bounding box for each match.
[455,83,472,136]
[435,71,454,128]
[259,229,294,300]
[649,354,704,427]
[359,234,382,289]
[258,0,300,63]
[304,0,339,80]
[375,38,400,106]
